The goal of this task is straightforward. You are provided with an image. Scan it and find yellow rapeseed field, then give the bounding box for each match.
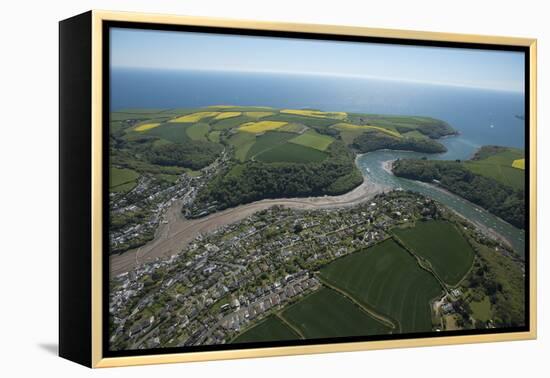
[170,112,220,123]
[134,123,161,132]
[214,112,241,120]
[244,111,274,118]
[238,121,288,133]
[512,158,525,170]
[281,109,347,119]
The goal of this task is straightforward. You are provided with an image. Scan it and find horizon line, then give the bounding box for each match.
[111,65,525,95]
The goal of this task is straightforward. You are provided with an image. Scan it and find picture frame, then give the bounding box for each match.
[59,10,537,368]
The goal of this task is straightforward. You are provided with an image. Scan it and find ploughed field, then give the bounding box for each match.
[110,106,456,212]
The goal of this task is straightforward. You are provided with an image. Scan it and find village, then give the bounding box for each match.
[108,190,443,350]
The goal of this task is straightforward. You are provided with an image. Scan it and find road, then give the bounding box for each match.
[109,179,386,276]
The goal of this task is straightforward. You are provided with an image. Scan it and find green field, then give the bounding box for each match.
[256,142,328,163]
[263,114,337,128]
[245,131,296,160]
[232,315,299,344]
[469,296,492,323]
[110,167,139,193]
[185,122,209,141]
[320,240,443,333]
[208,130,221,143]
[464,147,525,191]
[211,115,255,130]
[289,130,334,151]
[228,132,256,161]
[111,106,457,212]
[146,123,191,144]
[392,220,475,286]
[282,288,390,339]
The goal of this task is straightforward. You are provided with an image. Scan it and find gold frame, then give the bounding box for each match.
[90,9,537,368]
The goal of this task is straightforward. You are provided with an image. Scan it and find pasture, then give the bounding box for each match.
[110,167,139,193]
[289,130,334,151]
[232,315,299,344]
[211,115,255,130]
[147,123,191,144]
[320,239,442,333]
[245,131,295,160]
[331,123,401,138]
[464,147,525,190]
[392,220,475,286]
[279,123,308,133]
[256,142,328,163]
[282,288,390,339]
[208,130,221,143]
[228,132,256,162]
[185,122,209,141]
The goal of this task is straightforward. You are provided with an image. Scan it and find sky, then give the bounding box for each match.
[110,28,525,93]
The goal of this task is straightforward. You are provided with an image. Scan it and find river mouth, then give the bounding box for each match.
[355,150,525,256]
[110,147,525,276]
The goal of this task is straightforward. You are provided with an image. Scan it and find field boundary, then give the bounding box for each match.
[317,276,398,331]
[275,313,306,340]
[391,233,449,293]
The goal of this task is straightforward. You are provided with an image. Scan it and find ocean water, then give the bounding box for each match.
[111,68,525,160]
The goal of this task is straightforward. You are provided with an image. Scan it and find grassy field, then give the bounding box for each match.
[392,220,475,286]
[232,315,300,344]
[211,115,254,130]
[464,147,525,191]
[282,288,390,339]
[279,123,308,134]
[331,123,402,138]
[245,131,295,160]
[320,240,442,333]
[238,121,288,133]
[228,132,256,162]
[185,122,209,141]
[208,130,221,143]
[134,122,161,132]
[469,296,492,323]
[289,130,334,151]
[263,114,337,128]
[256,142,328,163]
[110,167,139,193]
[146,123,191,144]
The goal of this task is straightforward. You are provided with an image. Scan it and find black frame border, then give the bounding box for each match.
[101,20,531,359]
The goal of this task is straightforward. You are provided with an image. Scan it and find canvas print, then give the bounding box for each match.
[107,27,527,352]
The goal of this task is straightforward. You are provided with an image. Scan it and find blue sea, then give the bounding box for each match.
[111,68,525,160]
